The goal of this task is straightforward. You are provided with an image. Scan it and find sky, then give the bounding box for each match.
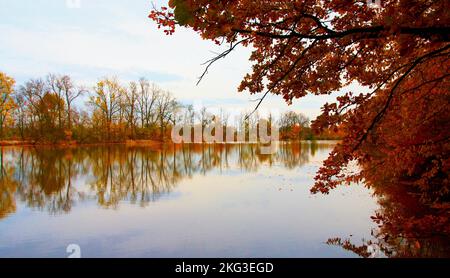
[0,0,365,120]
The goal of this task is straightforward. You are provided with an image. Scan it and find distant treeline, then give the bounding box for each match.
[0,72,341,144]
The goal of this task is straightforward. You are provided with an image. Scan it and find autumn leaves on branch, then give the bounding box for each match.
[149,0,450,228]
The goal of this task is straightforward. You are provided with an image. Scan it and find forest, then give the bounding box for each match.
[0,72,339,145]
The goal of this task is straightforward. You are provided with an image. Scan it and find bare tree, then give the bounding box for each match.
[125,82,139,138]
[136,78,159,129]
[60,75,85,131]
[12,92,27,140]
[279,111,310,139]
[279,111,309,130]
[183,104,196,126]
[219,108,230,129]
[197,107,212,134]
[157,91,177,141]
[47,74,64,129]
[46,74,85,132]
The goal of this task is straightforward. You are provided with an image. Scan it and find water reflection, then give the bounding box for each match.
[327,182,450,258]
[0,142,331,218]
[1,142,446,258]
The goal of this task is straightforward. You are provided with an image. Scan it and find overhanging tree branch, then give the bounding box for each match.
[232,26,450,42]
[197,38,250,86]
[352,44,450,152]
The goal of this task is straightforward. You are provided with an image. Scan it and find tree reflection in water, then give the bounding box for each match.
[327,163,450,258]
[1,142,447,257]
[0,142,324,216]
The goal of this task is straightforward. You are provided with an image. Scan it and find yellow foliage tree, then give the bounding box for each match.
[0,72,16,139]
[88,77,125,141]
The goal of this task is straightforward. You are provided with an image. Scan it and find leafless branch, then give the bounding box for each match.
[197,37,250,86]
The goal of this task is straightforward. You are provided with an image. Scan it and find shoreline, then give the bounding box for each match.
[0,139,340,148]
[0,140,164,148]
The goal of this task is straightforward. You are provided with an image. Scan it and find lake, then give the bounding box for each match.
[0,142,380,258]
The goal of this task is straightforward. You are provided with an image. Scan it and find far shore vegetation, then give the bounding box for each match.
[0,72,341,147]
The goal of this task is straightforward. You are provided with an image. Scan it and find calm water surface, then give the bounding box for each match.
[0,142,379,258]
